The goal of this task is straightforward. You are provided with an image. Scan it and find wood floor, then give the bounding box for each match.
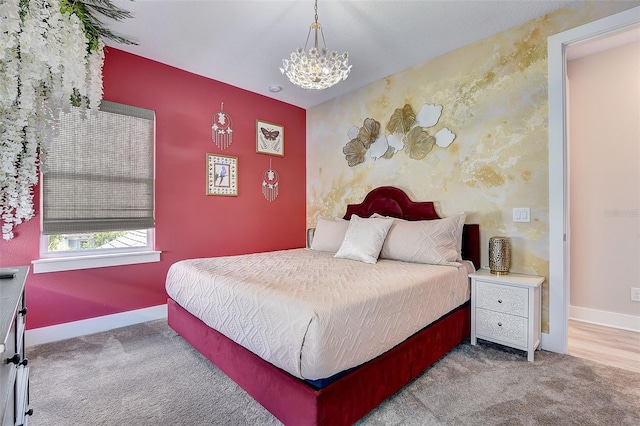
[568,319,640,373]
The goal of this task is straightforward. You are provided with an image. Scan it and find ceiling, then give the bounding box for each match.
[106,0,580,109]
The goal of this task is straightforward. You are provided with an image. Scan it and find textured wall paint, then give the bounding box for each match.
[306,2,638,332]
[0,48,306,329]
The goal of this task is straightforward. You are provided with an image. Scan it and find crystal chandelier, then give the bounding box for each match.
[280,0,351,90]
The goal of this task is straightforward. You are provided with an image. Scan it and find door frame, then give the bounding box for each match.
[545,6,640,353]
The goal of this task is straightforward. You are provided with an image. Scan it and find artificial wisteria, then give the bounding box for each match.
[0,0,126,240]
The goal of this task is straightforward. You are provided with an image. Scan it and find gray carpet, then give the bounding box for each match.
[27,320,640,425]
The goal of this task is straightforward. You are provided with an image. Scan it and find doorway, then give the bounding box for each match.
[546,7,640,354]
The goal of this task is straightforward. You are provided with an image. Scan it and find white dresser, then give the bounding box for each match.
[0,267,31,425]
[470,268,544,362]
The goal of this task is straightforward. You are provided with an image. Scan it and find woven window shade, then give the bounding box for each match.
[42,101,155,235]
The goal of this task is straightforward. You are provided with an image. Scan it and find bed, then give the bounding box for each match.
[166,186,480,425]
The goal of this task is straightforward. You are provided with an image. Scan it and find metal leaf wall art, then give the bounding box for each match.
[387,104,416,136]
[343,103,456,167]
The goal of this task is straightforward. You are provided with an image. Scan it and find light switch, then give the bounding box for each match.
[513,207,530,223]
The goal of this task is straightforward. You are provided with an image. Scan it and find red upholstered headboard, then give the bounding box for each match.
[343,186,481,270]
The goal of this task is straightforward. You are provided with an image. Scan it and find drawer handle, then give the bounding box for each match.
[497,299,503,304]
[7,354,21,365]
[19,306,28,316]
[25,408,33,417]
[497,322,502,327]
[19,358,28,367]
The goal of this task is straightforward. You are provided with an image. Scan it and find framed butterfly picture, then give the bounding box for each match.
[256,120,284,157]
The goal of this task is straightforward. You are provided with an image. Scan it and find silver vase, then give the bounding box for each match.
[489,237,511,275]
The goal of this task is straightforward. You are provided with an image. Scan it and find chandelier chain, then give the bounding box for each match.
[314,0,318,25]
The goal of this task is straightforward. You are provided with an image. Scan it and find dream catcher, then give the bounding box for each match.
[212,102,233,150]
[262,159,279,202]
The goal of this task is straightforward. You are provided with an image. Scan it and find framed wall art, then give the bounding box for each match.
[206,153,238,196]
[256,120,284,157]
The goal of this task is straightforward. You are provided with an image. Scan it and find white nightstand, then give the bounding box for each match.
[470,268,544,361]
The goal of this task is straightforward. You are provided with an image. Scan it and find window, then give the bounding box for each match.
[46,229,150,252]
[33,101,160,273]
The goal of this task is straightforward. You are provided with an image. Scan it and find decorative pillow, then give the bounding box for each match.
[309,217,350,253]
[380,213,466,265]
[334,215,394,264]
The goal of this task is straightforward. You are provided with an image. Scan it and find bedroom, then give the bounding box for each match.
[0,0,638,425]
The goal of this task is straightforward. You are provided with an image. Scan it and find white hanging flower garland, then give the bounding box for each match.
[0,0,117,240]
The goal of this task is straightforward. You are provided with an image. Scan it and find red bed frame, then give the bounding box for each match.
[168,186,480,425]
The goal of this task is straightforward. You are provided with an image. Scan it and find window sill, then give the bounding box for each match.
[32,250,161,274]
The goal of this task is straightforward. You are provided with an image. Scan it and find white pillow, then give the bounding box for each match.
[380,213,466,265]
[309,217,349,253]
[334,215,394,264]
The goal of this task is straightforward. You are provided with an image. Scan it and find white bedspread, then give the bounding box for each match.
[166,248,473,380]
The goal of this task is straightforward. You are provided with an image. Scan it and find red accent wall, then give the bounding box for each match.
[0,48,307,329]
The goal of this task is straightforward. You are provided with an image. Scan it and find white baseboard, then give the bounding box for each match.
[25,304,168,347]
[569,305,640,333]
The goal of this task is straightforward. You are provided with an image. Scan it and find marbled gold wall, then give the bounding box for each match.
[306,2,638,332]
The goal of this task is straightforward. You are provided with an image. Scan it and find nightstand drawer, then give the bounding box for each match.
[476,308,527,347]
[15,365,29,426]
[475,281,528,317]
